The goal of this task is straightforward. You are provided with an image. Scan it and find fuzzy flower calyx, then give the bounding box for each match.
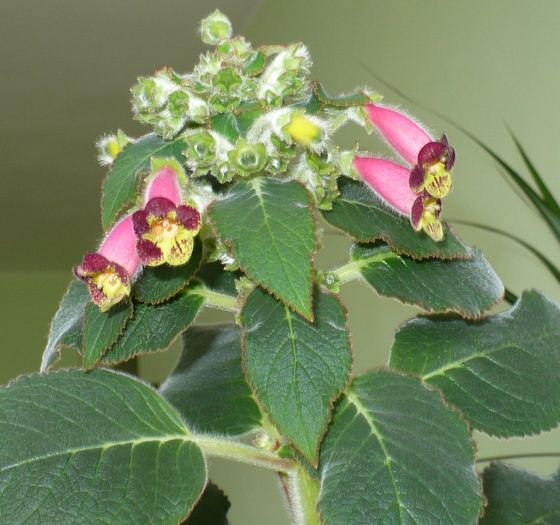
[200,10,232,46]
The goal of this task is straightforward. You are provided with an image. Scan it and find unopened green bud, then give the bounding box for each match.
[257,43,311,103]
[184,131,216,167]
[228,139,267,175]
[318,271,341,293]
[200,10,232,45]
[131,71,179,113]
[306,152,335,175]
[167,91,190,117]
[213,68,242,93]
[216,36,253,59]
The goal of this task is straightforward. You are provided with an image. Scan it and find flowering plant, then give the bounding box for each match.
[1,11,559,525]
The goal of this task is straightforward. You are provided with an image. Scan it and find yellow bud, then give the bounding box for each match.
[105,139,122,159]
[285,115,322,147]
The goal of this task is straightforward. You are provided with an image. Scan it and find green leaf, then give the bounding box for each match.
[243,50,266,76]
[40,279,89,372]
[509,130,560,215]
[235,103,263,136]
[134,238,203,304]
[481,143,560,242]
[182,482,231,525]
[102,290,203,364]
[101,133,185,230]
[390,290,560,437]
[82,300,133,368]
[161,325,262,436]
[0,369,206,524]
[195,262,240,297]
[351,243,503,317]
[318,370,482,525]
[323,177,469,260]
[481,463,560,525]
[311,81,378,108]
[211,113,240,142]
[210,178,316,319]
[240,286,351,464]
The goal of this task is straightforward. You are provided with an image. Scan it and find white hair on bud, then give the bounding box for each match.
[257,43,312,101]
[95,134,117,166]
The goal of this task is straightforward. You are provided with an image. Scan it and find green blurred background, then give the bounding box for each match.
[1,1,559,523]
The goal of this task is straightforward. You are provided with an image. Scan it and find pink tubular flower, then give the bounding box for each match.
[354,103,456,241]
[74,216,140,311]
[132,164,201,267]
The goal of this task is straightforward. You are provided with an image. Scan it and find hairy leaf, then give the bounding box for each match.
[134,238,203,304]
[480,463,560,525]
[41,279,89,372]
[210,178,316,319]
[390,290,560,437]
[312,81,377,108]
[323,177,469,259]
[318,370,482,525]
[102,290,203,364]
[195,262,240,297]
[352,243,503,317]
[101,133,185,229]
[0,369,206,524]
[161,325,262,436]
[82,300,133,368]
[241,287,351,464]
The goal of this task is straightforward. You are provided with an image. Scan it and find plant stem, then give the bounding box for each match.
[191,285,238,312]
[279,466,322,525]
[191,435,296,473]
[331,260,364,285]
[477,452,560,463]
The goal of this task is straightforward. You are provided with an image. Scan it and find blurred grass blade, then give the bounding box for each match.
[362,66,560,243]
[503,288,518,305]
[452,219,560,285]
[507,129,560,214]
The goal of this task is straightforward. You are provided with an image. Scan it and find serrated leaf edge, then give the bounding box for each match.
[239,288,353,467]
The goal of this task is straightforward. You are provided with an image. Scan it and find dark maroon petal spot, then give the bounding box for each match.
[136,239,163,265]
[111,261,130,286]
[409,164,425,193]
[76,252,111,275]
[176,205,201,230]
[417,141,447,167]
[411,196,424,228]
[144,197,176,218]
[86,282,107,306]
[132,209,150,236]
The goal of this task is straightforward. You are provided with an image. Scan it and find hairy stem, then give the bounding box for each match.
[191,435,296,473]
[278,466,322,525]
[477,452,560,463]
[191,285,239,312]
[332,260,364,285]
